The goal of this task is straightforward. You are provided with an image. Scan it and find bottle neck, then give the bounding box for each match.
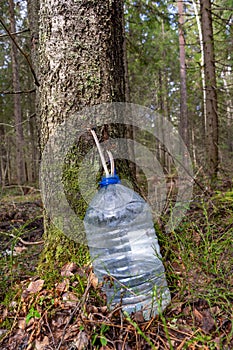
[99,174,121,187]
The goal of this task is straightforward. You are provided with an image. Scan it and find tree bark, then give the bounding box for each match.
[200,0,219,181]
[36,0,127,269]
[9,0,26,184]
[39,0,125,147]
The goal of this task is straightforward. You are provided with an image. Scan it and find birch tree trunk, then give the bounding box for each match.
[9,0,26,184]
[200,0,219,181]
[36,0,127,268]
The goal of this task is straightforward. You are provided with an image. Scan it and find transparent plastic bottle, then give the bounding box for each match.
[84,175,171,319]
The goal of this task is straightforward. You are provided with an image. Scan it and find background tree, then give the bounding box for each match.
[0,0,38,186]
[177,0,189,149]
[200,0,219,181]
[9,0,26,184]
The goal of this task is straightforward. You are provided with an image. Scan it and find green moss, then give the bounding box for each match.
[37,224,90,287]
[0,318,13,332]
[213,190,233,203]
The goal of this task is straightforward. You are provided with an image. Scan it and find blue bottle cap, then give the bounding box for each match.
[99,174,121,187]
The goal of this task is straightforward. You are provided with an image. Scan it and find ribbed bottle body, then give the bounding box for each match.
[84,184,170,319]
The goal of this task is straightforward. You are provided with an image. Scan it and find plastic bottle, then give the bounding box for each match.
[84,174,171,319]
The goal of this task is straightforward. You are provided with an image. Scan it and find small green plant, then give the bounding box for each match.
[152,285,174,350]
[123,311,157,349]
[92,323,109,348]
[25,307,41,324]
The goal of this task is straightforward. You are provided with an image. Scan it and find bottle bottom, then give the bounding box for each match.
[102,275,171,320]
[120,288,171,320]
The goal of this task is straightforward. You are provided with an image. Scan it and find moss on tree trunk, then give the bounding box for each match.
[34,0,133,275]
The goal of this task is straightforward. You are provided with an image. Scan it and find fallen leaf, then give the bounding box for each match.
[34,336,49,350]
[90,271,99,289]
[9,301,17,309]
[88,305,98,313]
[61,262,78,276]
[21,289,30,301]
[183,306,191,316]
[133,310,145,323]
[74,331,89,349]
[27,279,44,294]
[1,307,8,321]
[18,319,26,330]
[193,308,203,323]
[201,310,215,333]
[100,306,108,314]
[62,292,79,306]
[55,279,69,293]
[14,246,27,254]
[0,329,7,337]
[193,308,215,333]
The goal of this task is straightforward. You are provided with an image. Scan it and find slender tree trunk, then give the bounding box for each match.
[27,0,40,163]
[158,68,166,170]
[0,125,8,187]
[177,0,189,149]
[9,0,26,184]
[224,19,233,153]
[123,13,130,104]
[26,0,40,183]
[200,0,219,181]
[158,21,168,172]
[28,113,38,182]
[192,0,206,135]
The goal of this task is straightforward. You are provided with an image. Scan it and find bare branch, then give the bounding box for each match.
[0,28,29,38]
[0,231,44,245]
[0,17,40,87]
[0,88,36,95]
[0,114,36,128]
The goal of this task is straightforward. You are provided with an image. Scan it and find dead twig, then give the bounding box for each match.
[0,231,44,245]
[56,276,92,350]
[0,299,22,345]
[45,310,56,348]
[0,17,39,87]
[0,88,36,95]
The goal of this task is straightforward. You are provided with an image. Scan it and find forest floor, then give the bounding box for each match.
[0,184,233,350]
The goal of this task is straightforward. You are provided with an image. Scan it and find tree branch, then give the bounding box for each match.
[0,114,36,128]
[0,88,36,95]
[0,28,29,38]
[0,231,44,245]
[0,17,40,87]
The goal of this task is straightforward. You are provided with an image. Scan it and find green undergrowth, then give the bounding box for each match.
[0,184,40,203]
[164,190,233,300]
[1,189,233,348]
[0,197,43,305]
[156,190,233,347]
